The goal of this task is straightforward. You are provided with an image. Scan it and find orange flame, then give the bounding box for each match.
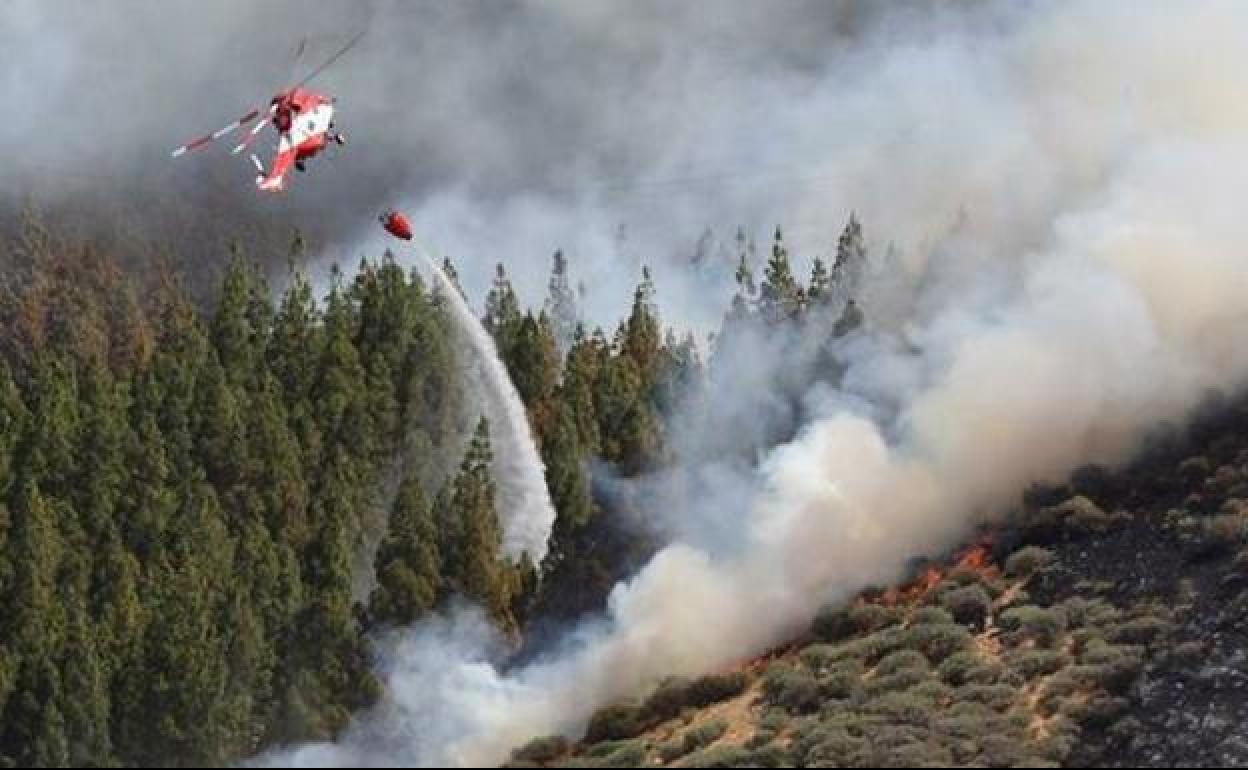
[719,536,998,673]
[877,538,997,607]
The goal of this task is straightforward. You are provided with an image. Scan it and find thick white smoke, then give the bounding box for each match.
[261,0,1248,766]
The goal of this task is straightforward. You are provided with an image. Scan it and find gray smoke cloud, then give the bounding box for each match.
[2,0,936,325]
[13,1,1248,767]
[269,0,1248,766]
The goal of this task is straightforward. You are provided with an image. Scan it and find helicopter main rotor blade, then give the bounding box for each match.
[171,106,263,158]
[293,28,366,89]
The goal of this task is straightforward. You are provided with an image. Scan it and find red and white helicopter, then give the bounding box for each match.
[171,32,364,193]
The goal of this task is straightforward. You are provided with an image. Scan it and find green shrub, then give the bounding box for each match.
[932,702,999,738]
[975,733,1030,767]
[597,741,647,768]
[583,700,642,743]
[1033,714,1079,762]
[1058,495,1114,534]
[512,735,570,763]
[657,738,685,763]
[642,672,749,725]
[758,708,789,732]
[681,745,754,768]
[682,719,728,754]
[641,677,691,724]
[866,667,929,697]
[1000,606,1066,647]
[1062,694,1129,727]
[1197,513,1248,556]
[1008,649,1069,678]
[910,606,955,626]
[956,683,1019,711]
[875,649,930,677]
[1208,465,1243,493]
[910,679,953,702]
[905,621,972,662]
[744,729,774,751]
[819,668,862,700]
[800,644,845,674]
[794,725,868,767]
[938,652,1005,687]
[1107,616,1170,646]
[1087,655,1145,694]
[1079,639,1141,666]
[838,626,909,666]
[811,602,901,643]
[1057,597,1119,630]
[853,603,904,632]
[941,584,993,627]
[586,739,642,759]
[1005,547,1055,578]
[743,744,789,767]
[685,672,749,707]
[876,739,953,768]
[863,692,933,726]
[1166,640,1207,667]
[1107,716,1143,745]
[810,606,857,643]
[762,663,820,714]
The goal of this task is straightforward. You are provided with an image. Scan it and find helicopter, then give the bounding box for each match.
[170,31,364,193]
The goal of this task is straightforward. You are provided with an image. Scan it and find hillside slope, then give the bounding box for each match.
[509,396,1248,768]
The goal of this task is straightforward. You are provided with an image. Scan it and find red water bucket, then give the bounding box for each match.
[380,209,413,241]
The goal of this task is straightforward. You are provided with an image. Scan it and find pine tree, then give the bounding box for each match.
[193,353,248,515]
[808,256,831,308]
[832,213,868,304]
[593,352,658,475]
[287,447,376,740]
[543,250,580,355]
[5,660,69,767]
[655,330,703,419]
[23,353,81,496]
[483,263,523,357]
[247,373,311,549]
[561,324,604,454]
[400,278,458,466]
[212,248,260,388]
[369,475,442,627]
[269,268,322,407]
[734,226,757,298]
[73,362,130,545]
[759,226,802,324]
[440,257,466,300]
[508,312,561,430]
[509,551,539,628]
[833,298,865,337]
[314,277,369,455]
[542,400,592,533]
[60,596,113,766]
[7,480,66,660]
[0,359,27,487]
[621,268,662,394]
[444,418,514,629]
[92,530,143,676]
